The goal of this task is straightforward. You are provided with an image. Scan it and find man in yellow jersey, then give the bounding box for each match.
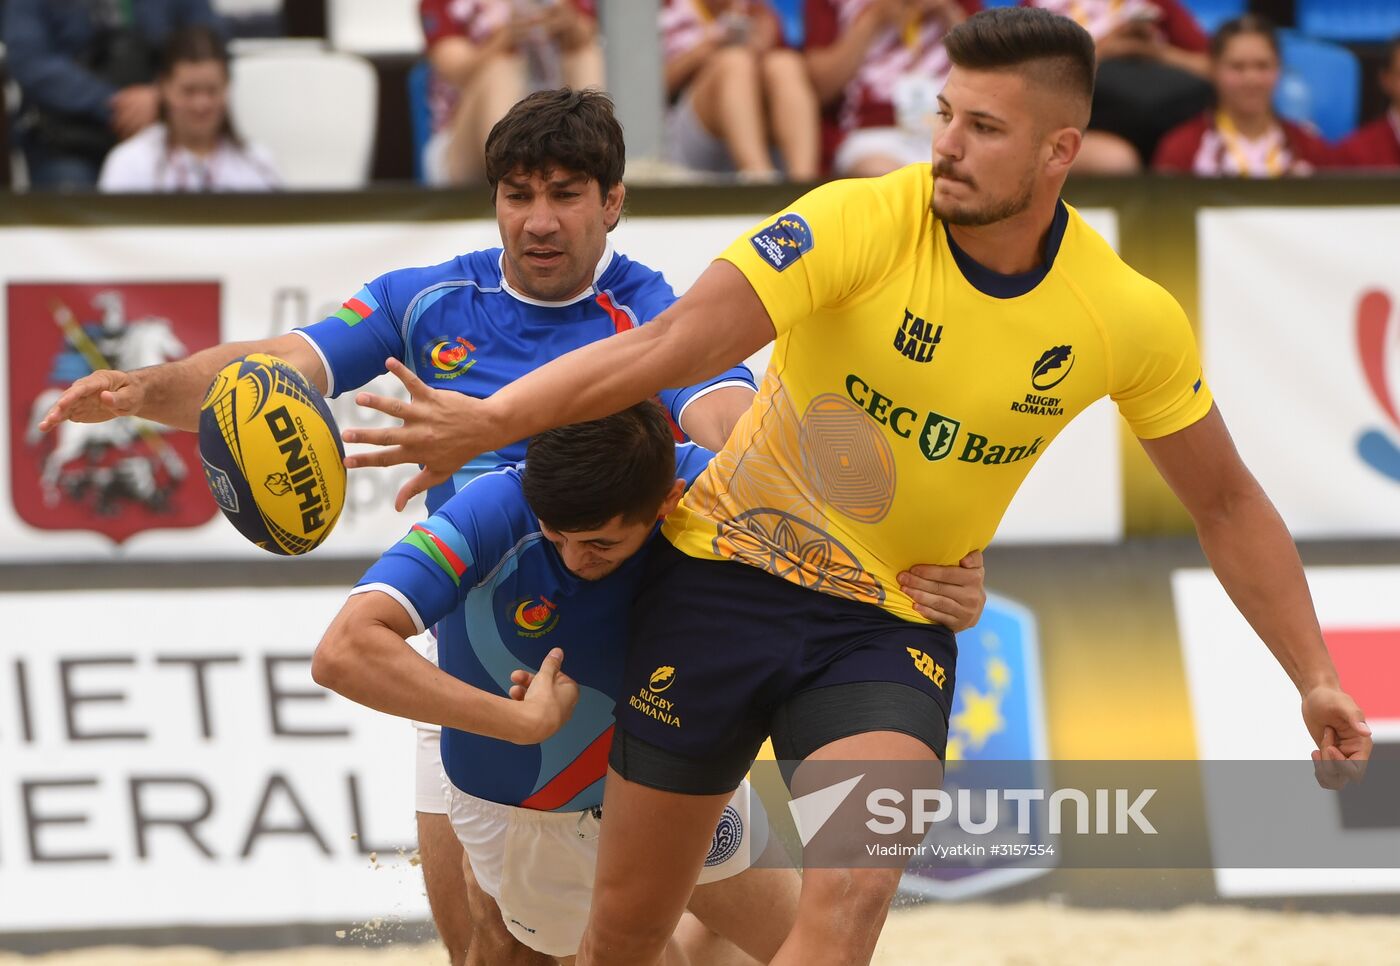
[343,9,1374,964]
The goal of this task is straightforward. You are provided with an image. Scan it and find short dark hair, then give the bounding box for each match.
[1210,15,1281,61]
[522,402,677,532]
[944,7,1096,109]
[484,88,625,202]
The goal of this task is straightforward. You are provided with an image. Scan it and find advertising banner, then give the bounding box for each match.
[0,211,1123,562]
[1200,208,1400,538]
[0,587,426,930]
[1174,565,1400,897]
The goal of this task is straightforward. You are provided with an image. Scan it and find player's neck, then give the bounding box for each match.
[945,199,1059,277]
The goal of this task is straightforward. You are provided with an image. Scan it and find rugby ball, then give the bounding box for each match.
[198,353,346,555]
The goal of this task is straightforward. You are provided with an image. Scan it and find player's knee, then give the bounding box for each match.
[579,909,674,964]
[802,867,901,926]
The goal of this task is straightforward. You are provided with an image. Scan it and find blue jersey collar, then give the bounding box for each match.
[943,200,1069,300]
[497,240,616,308]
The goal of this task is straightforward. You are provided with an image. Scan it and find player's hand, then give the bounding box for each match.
[1302,686,1372,789]
[898,550,986,631]
[506,648,580,744]
[342,358,493,511]
[37,369,145,431]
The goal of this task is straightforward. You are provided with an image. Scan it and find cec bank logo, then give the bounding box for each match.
[1356,290,1400,484]
[749,214,813,272]
[919,412,961,461]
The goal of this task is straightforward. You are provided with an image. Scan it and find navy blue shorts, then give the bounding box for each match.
[611,540,957,795]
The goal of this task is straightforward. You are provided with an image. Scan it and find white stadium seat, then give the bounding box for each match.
[229,48,379,190]
[327,0,425,56]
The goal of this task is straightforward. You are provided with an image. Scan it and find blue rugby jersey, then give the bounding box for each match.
[353,443,714,811]
[295,242,755,512]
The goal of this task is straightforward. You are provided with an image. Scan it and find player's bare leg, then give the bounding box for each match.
[576,768,731,966]
[418,811,472,966]
[458,849,554,966]
[686,865,800,965]
[772,731,939,966]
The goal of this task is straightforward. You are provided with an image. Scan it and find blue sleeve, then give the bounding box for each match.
[296,275,404,398]
[658,364,758,429]
[674,443,716,488]
[3,0,116,120]
[354,468,528,629]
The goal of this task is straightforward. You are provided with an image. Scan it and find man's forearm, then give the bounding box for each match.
[313,621,527,742]
[480,262,773,453]
[1197,492,1340,695]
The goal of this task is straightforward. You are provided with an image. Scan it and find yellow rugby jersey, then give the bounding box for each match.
[664,163,1212,623]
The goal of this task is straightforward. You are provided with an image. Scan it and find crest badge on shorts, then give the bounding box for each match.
[899,593,1055,900]
[6,282,222,544]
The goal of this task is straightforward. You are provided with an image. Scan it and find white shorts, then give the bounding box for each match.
[446,779,767,957]
[411,629,450,815]
[414,722,449,814]
[833,126,931,175]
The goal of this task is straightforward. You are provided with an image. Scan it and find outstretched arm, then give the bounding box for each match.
[38,332,326,433]
[1140,405,1372,785]
[311,591,577,745]
[345,260,776,509]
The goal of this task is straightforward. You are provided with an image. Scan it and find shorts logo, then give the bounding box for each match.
[425,337,477,380]
[906,647,948,688]
[919,412,961,462]
[704,804,744,867]
[512,596,559,637]
[893,309,942,364]
[649,665,677,693]
[1030,345,1074,391]
[749,214,813,272]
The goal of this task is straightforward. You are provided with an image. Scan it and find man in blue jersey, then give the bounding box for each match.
[312,403,795,963]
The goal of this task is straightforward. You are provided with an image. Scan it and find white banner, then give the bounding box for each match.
[1200,207,1400,538]
[0,210,1122,563]
[1173,566,1400,897]
[0,587,425,930]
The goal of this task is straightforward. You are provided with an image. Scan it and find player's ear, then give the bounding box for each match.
[603,182,625,232]
[655,478,686,519]
[1045,126,1082,177]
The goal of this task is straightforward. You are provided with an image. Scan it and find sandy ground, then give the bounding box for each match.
[5,903,1400,966]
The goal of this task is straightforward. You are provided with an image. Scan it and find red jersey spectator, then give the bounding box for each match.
[805,0,979,178]
[662,0,818,181]
[1337,35,1400,169]
[420,0,602,185]
[1154,16,1333,177]
[1025,0,1212,173]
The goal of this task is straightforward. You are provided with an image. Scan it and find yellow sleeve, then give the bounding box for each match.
[1109,281,1215,439]
[717,169,920,337]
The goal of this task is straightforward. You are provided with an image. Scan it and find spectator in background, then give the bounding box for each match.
[99,27,279,191]
[420,0,603,185]
[1026,0,1211,173]
[4,0,222,189]
[662,0,819,182]
[1337,35,1400,169]
[1154,16,1332,178]
[805,0,977,178]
